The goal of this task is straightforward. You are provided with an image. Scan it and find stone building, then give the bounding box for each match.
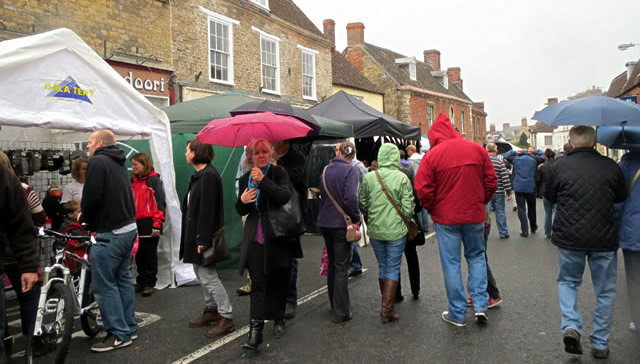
[0,0,174,107]
[342,22,487,141]
[171,0,333,106]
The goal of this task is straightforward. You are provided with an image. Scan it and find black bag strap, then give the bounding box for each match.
[322,166,353,225]
[374,170,412,229]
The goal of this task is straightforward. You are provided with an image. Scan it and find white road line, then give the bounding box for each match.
[172,268,368,364]
[426,232,436,240]
[72,311,162,338]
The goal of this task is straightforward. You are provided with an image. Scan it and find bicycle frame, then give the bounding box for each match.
[33,243,72,337]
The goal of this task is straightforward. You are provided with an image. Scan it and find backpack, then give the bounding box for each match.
[62,222,88,275]
[132,178,158,220]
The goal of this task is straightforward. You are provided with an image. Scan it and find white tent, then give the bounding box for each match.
[0,28,193,287]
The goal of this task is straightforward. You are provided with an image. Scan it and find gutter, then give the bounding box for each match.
[400,85,472,104]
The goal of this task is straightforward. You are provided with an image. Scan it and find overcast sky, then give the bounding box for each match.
[294,0,640,130]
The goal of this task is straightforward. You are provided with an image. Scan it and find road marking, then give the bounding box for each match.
[172,269,368,364]
[426,232,436,240]
[72,311,162,338]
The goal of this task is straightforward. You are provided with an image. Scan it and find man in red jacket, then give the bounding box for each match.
[415,114,497,327]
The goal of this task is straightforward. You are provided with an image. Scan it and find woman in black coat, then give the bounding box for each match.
[180,139,234,338]
[237,138,298,351]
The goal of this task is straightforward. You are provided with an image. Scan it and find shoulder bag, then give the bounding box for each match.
[322,166,361,242]
[265,179,305,241]
[202,187,232,266]
[374,170,420,241]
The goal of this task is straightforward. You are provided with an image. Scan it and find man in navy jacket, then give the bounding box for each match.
[504,147,544,237]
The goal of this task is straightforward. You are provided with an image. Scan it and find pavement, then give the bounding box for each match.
[5,199,640,363]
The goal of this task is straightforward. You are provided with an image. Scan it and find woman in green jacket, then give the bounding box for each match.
[359,143,415,323]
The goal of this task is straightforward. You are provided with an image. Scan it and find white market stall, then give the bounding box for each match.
[0,28,195,287]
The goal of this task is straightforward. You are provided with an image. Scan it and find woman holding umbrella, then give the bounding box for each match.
[237,138,297,351]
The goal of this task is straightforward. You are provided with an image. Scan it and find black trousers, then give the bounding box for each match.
[397,238,420,297]
[484,225,500,299]
[5,266,40,336]
[515,192,537,233]
[136,236,160,288]
[321,227,352,320]
[247,241,290,321]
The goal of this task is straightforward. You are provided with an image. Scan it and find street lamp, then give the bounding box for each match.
[618,43,640,51]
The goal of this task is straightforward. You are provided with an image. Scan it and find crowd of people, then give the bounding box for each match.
[0,117,638,360]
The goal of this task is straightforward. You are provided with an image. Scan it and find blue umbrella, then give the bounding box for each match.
[597,126,640,150]
[532,96,640,126]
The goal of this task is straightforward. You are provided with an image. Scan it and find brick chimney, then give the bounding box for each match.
[547,98,558,105]
[346,22,365,46]
[521,117,528,127]
[447,67,462,90]
[323,19,336,52]
[503,123,510,130]
[489,123,496,133]
[423,50,440,71]
[473,102,485,111]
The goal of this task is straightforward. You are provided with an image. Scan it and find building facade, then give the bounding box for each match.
[342,22,486,141]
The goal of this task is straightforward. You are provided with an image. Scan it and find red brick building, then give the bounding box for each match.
[607,59,640,102]
[342,22,487,142]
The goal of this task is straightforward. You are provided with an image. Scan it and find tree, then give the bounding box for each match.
[516,132,530,148]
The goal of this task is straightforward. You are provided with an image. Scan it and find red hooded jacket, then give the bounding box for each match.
[415,114,497,225]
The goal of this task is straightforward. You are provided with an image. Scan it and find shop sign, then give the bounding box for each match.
[109,63,170,98]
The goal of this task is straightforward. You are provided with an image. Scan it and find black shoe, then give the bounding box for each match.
[332,313,352,323]
[562,328,583,355]
[284,305,296,319]
[499,234,510,239]
[273,319,286,338]
[591,347,609,359]
[520,232,528,237]
[531,226,538,234]
[412,292,420,300]
[142,287,154,297]
[242,319,264,351]
[135,285,144,293]
[474,311,489,325]
[91,334,132,353]
[394,294,404,303]
[348,270,363,277]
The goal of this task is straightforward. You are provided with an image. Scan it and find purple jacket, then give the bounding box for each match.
[317,158,360,228]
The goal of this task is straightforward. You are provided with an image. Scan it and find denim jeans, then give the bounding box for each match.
[557,248,617,350]
[193,264,233,318]
[434,223,488,323]
[623,250,640,334]
[286,258,298,308]
[543,198,555,238]
[370,236,407,281]
[416,208,430,232]
[491,193,509,237]
[92,229,138,341]
[515,192,537,233]
[350,244,362,273]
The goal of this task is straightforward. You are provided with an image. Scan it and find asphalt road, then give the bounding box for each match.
[6,199,639,363]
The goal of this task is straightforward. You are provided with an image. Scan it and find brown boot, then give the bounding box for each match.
[380,279,400,324]
[189,307,221,328]
[207,317,235,337]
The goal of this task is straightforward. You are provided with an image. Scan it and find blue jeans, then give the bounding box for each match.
[491,193,509,237]
[286,258,298,308]
[416,208,430,232]
[350,244,362,273]
[92,229,138,341]
[543,198,555,238]
[370,236,407,280]
[434,223,488,323]
[557,248,617,350]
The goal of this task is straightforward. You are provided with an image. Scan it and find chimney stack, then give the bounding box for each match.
[473,102,485,111]
[346,22,365,46]
[489,124,496,133]
[503,123,510,130]
[323,19,336,52]
[547,97,558,105]
[521,117,528,127]
[423,50,441,71]
[626,61,637,80]
[447,67,462,90]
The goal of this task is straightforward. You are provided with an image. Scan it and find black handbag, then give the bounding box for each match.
[201,191,232,266]
[266,183,305,240]
[410,216,426,246]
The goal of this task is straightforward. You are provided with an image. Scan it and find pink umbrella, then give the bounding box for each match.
[196,112,312,147]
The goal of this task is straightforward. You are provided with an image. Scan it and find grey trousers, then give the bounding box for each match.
[193,263,233,319]
[623,249,640,331]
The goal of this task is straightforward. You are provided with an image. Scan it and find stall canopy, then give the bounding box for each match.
[308,90,421,140]
[0,28,183,288]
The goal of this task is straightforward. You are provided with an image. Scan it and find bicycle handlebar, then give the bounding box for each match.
[39,228,110,243]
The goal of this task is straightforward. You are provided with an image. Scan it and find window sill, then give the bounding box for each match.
[303,95,317,101]
[261,89,281,96]
[209,78,235,86]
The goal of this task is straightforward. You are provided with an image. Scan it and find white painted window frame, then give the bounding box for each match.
[250,0,270,11]
[200,7,239,86]
[253,27,281,95]
[461,110,466,134]
[298,45,318,101]
[427,103,434,128]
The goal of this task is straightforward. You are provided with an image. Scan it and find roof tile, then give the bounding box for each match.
[332,52,382,94]
[270,0,323,37]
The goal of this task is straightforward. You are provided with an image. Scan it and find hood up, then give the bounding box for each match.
[428,114,462,148]
[94,145,127,165]
[377,143,401,170]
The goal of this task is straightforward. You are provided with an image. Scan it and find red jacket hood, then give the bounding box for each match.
[133,170,159,183]
[428,114,462,148]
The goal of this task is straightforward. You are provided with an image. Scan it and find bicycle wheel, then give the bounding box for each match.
[79,271,102,337]
[26,281,74,364]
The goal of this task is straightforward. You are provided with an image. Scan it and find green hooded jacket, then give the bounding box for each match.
[359,143,415,241]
